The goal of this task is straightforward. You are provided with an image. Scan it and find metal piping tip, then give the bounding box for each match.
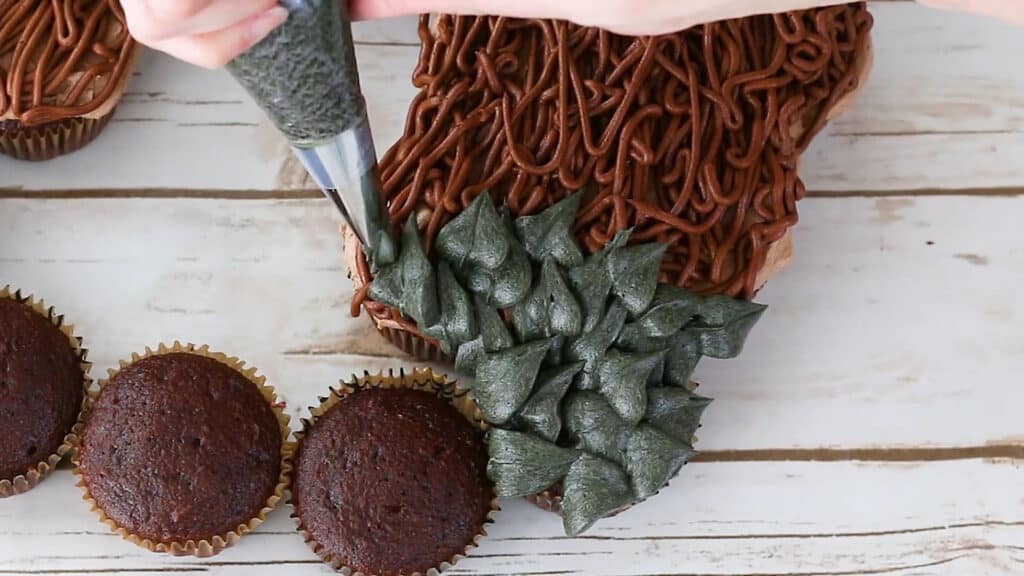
[292,112,396,265]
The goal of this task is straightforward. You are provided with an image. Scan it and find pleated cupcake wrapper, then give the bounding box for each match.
[0,285,92,498]
[0,41,141,162]
[292,367,500,575]
[0,113,113,161]
[71,341,293,557]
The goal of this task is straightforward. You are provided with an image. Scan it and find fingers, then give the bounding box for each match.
[122,0,287,69]
[147,6,289,69]
[348,0,568,22]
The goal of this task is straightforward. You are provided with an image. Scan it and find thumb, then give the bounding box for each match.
[348,0,568,21]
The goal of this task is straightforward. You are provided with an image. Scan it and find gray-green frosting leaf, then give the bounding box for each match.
[454,338,485,377]
[624,425,695,499]
[568,229,630,332]
[596,350,665,424]
[644,388,712,443]
[663,331,702,387]
[563,391,631,465]
[514,192,584,268]
[509,272,550,342]
[515,362,583,442]
[487,429,580,497]
[561,455,634,537]
[436,192,509,270]
[567,301,628,390]
[692,295,767,358]
[422,261,477,354]
[368,216,439,327]
[473,340,550,424]
[606,242,668,316]
[544,334,566,367]
[464,241,532,308]
[541,258,583,337]
[476,294,513,351]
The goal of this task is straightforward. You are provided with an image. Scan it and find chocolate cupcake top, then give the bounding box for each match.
[0,0,136,126]
[78,351,283,544]
[292,386,493,576]
[0,294,85,481]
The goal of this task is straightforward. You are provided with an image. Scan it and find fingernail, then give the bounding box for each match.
[250,6,288,43]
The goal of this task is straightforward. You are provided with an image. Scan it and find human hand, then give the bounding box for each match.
[126,0,1021,70]
[121,0,289,68]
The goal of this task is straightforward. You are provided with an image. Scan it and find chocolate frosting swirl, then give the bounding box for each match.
[0,0,135,126]
[364,6,872,307]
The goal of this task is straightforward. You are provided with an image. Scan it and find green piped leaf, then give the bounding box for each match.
[637,284,702,337]
[596,350,665,425]
[422,261,477,354]
[644,388,712,443]
[624,425,695,499]
[509,274,549,342]
[692,296,767,358]
[476,294,513,350]
[568,229,630,332]
[367,216,439,327]
[464,242,532,308]
[544,334,566,367]
[567,301,628,390]
[607,242,667,316]
[473,340,550,424]
[561,455,634,537]
[436,192,509,270]
[488,429,580,497]
[514,192,585,268]
[563,391,631,465]
[663,331,702,387]
[541,258,583,337]
[515,362,583,442]
[454,338,485,377]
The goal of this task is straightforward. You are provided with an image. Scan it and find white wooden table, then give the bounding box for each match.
[2,4,1022,575]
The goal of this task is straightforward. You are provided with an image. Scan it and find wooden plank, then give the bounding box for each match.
[1,195,1021,451]
[0,459,1020,575]
[1,3,1022,194]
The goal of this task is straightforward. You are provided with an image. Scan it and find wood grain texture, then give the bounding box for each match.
[0,459,1020,575]
[0,196,1021,451]
[1,4,1022,194]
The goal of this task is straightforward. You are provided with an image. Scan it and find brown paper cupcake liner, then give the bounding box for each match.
[0,113,114,161]
[71,341,292,557]
[0,285,92,498]
[377,325,451,363]
[292,367,499,575]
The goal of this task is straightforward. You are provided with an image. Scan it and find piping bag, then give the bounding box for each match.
[225,0,397,266]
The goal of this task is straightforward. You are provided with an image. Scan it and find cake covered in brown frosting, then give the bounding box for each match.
[76,348,287,555]
[346,5,873,360]
[0,0,139,160]
[0,291,87,495]
[292,382,494,575]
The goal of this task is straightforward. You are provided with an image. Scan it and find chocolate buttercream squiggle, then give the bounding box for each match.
[0,0,134,127]
[354,6,871,320]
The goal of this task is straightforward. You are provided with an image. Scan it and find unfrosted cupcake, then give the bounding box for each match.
[291,369,497,575]
[74,343,290,556]
[0,285,90,497]
[0,0,140,160]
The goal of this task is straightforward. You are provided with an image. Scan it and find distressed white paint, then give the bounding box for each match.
[2,4,1023,192]
[0,459,1021,575]
[2,2,1023,575]
[1,196,1022,450]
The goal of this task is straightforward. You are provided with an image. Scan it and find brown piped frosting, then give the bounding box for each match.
[0,0,136,126]
[353,5,872,325]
